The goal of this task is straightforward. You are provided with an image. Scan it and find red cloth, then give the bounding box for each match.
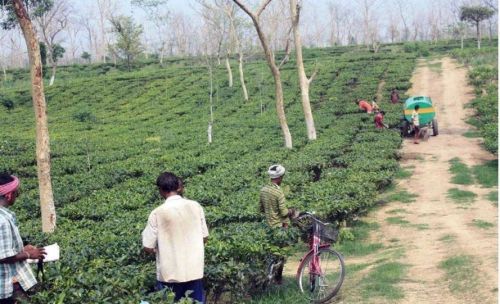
[0,175,19,195]
[358,100,373,113]
[374,113,384,128]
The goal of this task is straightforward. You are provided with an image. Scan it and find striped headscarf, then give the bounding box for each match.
[0,175,20,196]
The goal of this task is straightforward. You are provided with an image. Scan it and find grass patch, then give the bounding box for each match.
[385,190,418,203]
[463,130,482,138]
[386,208,408,214]
[486,191,498,204]
[336,221,383,256]
[412,223,430,230]
[449,158,474,185]
[447,188,477,204]
[471,219,494,229]
[245,276,308,304]
[395,166,413,179]
[385,216,410,225]
[472,160,498,188]
[439,234,456,243]
[348,263,371,273]
[360,262,406,300]
[439,255,477,293]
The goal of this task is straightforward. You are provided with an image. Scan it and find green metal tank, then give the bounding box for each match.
[401,96,439,136]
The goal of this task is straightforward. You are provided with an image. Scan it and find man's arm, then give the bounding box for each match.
[277,192,288,218]
[142,211,158,254]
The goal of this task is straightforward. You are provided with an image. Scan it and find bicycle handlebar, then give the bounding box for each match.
[295,211,327,225]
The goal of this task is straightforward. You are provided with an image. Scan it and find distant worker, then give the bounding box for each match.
[356,99,373,113]
[391,89,400,104]
[374,110,387,129]
[259,164,296,285]
[371,100,380,112]
[0,173,46,303]
[142,172,209,303]
[411,105,420,144]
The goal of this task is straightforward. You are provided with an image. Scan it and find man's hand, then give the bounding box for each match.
[23,245,46,260]
[288,208,299,219]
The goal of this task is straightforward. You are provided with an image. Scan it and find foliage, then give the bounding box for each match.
[451,47,498,154]
[81,51,91,63]
[109,16,143,71]
[460,6,495,24]
[0,0,53,30]
[0,45,418,302]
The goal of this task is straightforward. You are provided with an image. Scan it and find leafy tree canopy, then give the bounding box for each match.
[0,0,53,30]
[460,5,495,23]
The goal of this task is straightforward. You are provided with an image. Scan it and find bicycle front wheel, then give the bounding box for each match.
[297,248,345,303]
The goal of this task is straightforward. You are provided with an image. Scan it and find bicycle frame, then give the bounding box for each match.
[295,215,332,279]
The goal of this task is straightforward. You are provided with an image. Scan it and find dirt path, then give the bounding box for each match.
[368,57,498,303]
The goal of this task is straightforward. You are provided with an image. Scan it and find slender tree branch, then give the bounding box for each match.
[278,25,293,69]
[256,0,273,17]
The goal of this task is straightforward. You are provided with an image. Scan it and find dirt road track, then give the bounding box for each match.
[371,57,498,304]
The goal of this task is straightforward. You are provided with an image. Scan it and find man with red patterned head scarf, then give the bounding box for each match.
[0,173,45,304]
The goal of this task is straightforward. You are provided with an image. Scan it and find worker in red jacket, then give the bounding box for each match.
[374,110,387,128]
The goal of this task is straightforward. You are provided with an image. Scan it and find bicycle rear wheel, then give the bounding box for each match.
[297,248,345,303]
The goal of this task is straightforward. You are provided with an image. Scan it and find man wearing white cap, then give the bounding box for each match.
[259,164,291,228]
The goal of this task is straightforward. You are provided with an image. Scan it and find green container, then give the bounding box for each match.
[403,96,436,126]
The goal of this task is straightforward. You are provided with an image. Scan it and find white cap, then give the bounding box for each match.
[268,164,285,179]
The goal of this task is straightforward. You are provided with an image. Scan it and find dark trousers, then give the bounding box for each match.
[156,279,205,303]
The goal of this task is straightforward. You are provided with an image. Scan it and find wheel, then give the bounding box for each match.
[400,120,410,137]
[432,118,439,136]
[297,248,345,303]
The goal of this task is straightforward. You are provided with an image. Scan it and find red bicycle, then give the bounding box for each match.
[265,212,345,303]
[294,212,345,303]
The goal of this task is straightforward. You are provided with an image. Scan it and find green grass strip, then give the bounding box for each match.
[449,158,474,185]
[447,188,477,204]
[471,219,494,229]
[439,255,477,293]
[472,160,498,188]
[360,262,406,300]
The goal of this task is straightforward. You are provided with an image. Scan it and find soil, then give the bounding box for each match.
[368,57,498,303]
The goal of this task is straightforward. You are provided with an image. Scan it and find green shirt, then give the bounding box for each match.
[260,183,289,228]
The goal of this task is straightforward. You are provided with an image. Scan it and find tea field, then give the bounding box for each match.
[0,42,476,302]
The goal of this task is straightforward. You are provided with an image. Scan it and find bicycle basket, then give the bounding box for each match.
[318,223,339,243]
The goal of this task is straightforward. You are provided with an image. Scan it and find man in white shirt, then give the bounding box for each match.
[142,172,209,303]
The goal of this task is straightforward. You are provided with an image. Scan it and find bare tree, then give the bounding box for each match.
[290,0,317,140]
[233,0,293,149]
[215,0,250,101]
[34,0,71,86]
[11,0,57,232]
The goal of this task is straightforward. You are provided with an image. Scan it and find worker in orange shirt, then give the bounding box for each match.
[356,99,373,113]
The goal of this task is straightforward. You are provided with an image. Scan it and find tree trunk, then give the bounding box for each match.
[476,21,481,49]
[2,65,6,82]
[225,56,233,87]
[238,53,248,101]
[13,0,56,233]
[290,0,316,141]
[461,36,464,49]
[233,0,292,149]
[49,64,56,86]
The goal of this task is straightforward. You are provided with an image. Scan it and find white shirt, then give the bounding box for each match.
[142,195,209,283]
[412,110,420,127]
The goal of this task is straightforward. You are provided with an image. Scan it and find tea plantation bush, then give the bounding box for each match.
[451,46,498,154]
[0,45,417,302]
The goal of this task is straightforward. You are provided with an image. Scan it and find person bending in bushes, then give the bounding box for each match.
[259,165,296,284]
[356,99,373,114]
[374,110,387,129]
[412,105,421,144]
[142,172,209,303]
[0,173,46,304]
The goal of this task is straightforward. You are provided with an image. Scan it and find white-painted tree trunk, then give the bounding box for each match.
[225,56,233,87]
[49,65,56,86]
[233,0,293,149]
[290,0,317,141]
[238,53,248,101]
